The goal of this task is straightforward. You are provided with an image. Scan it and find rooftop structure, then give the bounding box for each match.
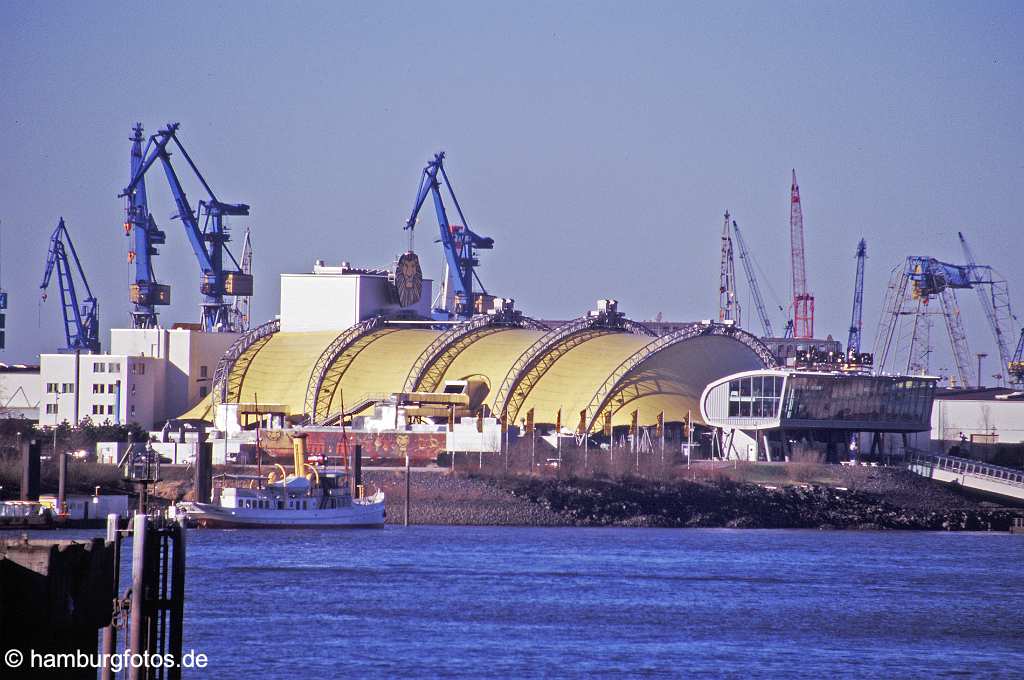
[280,261,434,332]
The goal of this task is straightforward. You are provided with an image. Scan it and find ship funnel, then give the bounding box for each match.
[292,433,307,478]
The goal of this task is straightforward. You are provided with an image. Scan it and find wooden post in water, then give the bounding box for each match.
[168,519,186,680]
[194,442,213,504]
[57,451,67,514]
[128,513,148,680]
[20,438,40,501]
[100,514,122,680]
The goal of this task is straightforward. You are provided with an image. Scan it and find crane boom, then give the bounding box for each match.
[40,218,100,353]
[121,123,251,332]
[718,211,740,325]
[847,239,867,353]
[124,123,169,328]
[404,152,493,319]
[958,231,1014,385]
[731,219,775,337]
[789,170,814,338]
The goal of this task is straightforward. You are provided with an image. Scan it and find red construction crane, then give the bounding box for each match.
[789,170,814,338]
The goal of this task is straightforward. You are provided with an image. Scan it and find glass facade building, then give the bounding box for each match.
[781,374,934,429]
[704,369,937,433]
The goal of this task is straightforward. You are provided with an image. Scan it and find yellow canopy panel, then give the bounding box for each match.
[438,328,546,408]
[519,332,649,423]
[181,393,213,421]
[326,328,441,415]
[523,332,768,427]
[234,331,340,415]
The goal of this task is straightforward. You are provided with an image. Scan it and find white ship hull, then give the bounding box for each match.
[184,492,385,529]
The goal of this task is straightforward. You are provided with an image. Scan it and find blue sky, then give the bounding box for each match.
[1,1,1021,380]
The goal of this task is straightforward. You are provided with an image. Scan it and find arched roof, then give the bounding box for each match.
[435,328,545,407]
[181,314,774,428]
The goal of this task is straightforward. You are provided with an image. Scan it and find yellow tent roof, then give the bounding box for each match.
[326,328,441,415]
[437,328,545,409]
[178,321,769,427]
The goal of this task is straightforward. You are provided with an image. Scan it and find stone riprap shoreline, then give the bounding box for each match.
[365,468,1022,531]
[28,462,1018,531]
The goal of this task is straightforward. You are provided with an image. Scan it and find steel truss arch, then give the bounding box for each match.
[583,323,777,432]
[401,314,549,394]
[491,313,657,425]
[211,319,280,411]
[303,317,391,424]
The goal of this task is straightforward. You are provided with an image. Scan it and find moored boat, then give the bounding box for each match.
[181,432,384,528]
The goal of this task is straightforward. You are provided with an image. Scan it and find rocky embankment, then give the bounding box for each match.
[492,475,1020,530]
[367,467,1021,530]
[362,471,565,526]
[78,462,1021,531]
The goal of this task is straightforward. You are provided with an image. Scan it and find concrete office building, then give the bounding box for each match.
[38,327,238,429]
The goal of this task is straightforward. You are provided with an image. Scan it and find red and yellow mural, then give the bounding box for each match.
[258,429,447,466]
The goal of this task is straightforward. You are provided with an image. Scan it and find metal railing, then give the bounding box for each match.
[910,452,1024,488]
[317,393,392,425]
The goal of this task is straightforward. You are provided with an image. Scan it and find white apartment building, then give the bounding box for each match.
[39,326,238,429]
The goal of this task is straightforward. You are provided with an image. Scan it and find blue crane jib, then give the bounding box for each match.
[120,122,252,333]
[124,123,169,329]
[404,151,494,319]
[40,218,101,354]
[847,239,867,354]
[907,257,973,296]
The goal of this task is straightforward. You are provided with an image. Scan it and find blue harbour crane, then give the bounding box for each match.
[40,218,100,353]
[847,239,867,354]
[124,124,169,329]
[121,123,251,332]
[404,151,494,319]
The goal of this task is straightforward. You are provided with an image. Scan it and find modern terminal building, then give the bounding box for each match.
[701,368,938,462]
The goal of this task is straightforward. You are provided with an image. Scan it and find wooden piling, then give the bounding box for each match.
[57,452,67,514]
[100,514,121,680]
[194,442,213,504]
[20,438,40,501]
[128,514,147,680]
[168,520,186,680]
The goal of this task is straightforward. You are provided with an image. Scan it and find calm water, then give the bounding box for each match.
[44,527,1024,677]
[179,527,1024,679]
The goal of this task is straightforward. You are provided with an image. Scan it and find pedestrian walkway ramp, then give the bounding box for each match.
[909,453,1024,504]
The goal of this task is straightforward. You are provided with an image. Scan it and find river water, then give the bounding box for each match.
[172,527,1023,678]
